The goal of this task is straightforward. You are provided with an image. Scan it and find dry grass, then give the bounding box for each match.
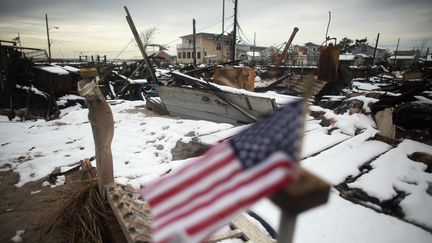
[43,178,113,243]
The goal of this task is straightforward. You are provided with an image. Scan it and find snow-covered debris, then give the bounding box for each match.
[1,89,431,243]
[35,65,69,75]
[348,139,432,229]
[62,65,80,73]
[352,81,380,91]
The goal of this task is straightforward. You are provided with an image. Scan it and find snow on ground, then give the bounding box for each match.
[251,190,432,243]
[348,139,432,229]
[302,129,391,185]
[352,81,380,91]
[1,97,431,242]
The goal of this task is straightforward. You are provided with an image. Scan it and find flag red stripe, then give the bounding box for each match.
[143,141,229,197]
[154,161,293,233]
[188,172,292,237]
[149,152,236,206]
[155,161,243,221]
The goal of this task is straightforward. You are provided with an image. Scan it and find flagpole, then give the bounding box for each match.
[276,75,315,243]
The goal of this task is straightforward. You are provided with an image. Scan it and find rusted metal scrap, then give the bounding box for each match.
[213,65,256,91]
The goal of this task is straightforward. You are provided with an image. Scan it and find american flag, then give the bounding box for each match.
[141,99,304,243]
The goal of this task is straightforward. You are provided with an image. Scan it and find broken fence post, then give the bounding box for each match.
[272,168,330,243]
[78,68,114,199]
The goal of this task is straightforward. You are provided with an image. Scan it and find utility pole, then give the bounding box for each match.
[252,32,256,62]
[231,0,238,61]
[394,38,400,66]
[45,14,51,63]
[193,18,197,66]
[426,48,430,61]
[221,0,225,61]
[372,33,380,66]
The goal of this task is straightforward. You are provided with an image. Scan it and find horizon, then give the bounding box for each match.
[1,0,431,59]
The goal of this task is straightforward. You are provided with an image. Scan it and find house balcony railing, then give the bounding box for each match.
[176,44,195,49]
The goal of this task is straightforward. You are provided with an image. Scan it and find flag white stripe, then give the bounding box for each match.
[154,152,292,241]
[154,151,291,227]
[156,163,289,242]
[145,142,231,199]
[153,156,240,216]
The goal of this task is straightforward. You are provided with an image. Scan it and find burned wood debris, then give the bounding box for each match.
[2,10,431,143]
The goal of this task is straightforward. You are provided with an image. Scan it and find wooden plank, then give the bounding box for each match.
[205,229,243,243]
[232,214,275,243]
[105,183,153,243]
[157,85,277,124]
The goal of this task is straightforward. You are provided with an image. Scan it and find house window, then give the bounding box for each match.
[187,52,191,58]
[178,52,181,58]
[216,43,221,51]
[182,52,186,58]
[205,52,207,57]
[197,52,201,59]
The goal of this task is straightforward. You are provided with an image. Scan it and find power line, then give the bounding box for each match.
[113,39,134,60]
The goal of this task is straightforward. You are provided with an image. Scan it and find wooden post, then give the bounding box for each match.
[252,32,256,62]
[273,76,330,243]
[78,68,114,199]
[124,6,159,85]
[394,38,400,66]
[231,0,238,61]
[272,168,330,243]
[372,33,380,66]
[221,0,225,61]
[193,18,197,66]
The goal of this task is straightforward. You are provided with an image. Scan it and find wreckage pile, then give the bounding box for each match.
[2,30,432,242]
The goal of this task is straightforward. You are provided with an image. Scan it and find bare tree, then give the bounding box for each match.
[139,27,157,48]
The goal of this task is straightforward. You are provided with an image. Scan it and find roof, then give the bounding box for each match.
[35,65,69,75]
[160,49,177,57]
[62,65,80,73]
[393,50,417,56]
[388,55,416,60]
[340,54,356,61]
[340,53,373,61]
[356,53,373,58]
[179,32,231,39]
[304,42,319,47]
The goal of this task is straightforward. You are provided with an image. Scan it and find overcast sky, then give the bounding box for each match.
[1,0,431,59]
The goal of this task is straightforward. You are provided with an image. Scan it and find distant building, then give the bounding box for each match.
[420,54,432,67]
[177,33,232,64]
[155,48,177,66]
[236,44,266,63]
[176,32,267,64]
[352,44,387,64]
[387,50,418,69]
[339,53,371,66]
